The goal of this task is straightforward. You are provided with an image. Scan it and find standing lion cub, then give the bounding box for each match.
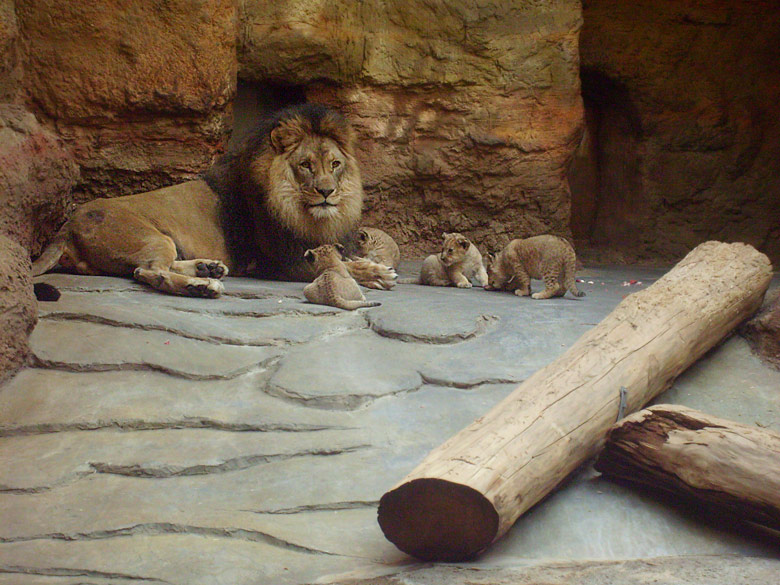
[485,234,584,299]
[303,244,381,310]
[403,232,488,288]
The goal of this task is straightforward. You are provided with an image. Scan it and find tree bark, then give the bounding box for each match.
[594,404,780,532]
[378,241,773,561]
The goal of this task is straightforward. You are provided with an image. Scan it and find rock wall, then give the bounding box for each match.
[15,0,238,201]
[240,0,585,255]
[0,234,36,383]
[574,0,780,265]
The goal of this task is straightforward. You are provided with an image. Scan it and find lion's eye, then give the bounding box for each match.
[331,160,341,169]
[300,161,312,171]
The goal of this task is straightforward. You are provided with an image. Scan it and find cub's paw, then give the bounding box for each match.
[186,278,224,298]
[456,281,472,289]
[195,260,229,279]
[514,288,530,297]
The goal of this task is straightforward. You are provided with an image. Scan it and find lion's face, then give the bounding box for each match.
[288,135,349,220]
[439,233,471,267]
[303,243,345,274]
[484,253,509,291]
[259,111,364,244]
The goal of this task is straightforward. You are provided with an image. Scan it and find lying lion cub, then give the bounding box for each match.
[485,234,584,299]
[303,244,381,310]
[403,232,488,288]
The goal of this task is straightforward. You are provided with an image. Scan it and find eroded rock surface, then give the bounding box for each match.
[0,235,36,382]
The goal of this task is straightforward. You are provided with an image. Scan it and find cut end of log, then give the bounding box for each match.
[378,477,499,561]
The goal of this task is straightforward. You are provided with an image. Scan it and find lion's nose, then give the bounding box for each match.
[317,187,334,198]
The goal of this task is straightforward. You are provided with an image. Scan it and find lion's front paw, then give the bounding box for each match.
[186,278,224,298]
[195,260,229,279]
[456,281,472,289]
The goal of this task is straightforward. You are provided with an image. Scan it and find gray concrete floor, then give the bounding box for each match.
[1,263,778,585]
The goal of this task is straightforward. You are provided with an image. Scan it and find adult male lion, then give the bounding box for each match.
[32,103,395,296]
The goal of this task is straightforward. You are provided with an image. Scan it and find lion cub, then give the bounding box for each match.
[405,232,488,288]
[485,235,584,299]
[303,244,381,310]
[355,227,400,270]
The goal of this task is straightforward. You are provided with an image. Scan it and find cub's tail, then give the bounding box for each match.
[338,300,381,310]
[32,236,66,277]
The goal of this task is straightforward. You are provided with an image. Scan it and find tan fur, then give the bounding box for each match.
[354,227,400,270]
[32,104,395,296]
[485,235,585,299]
[403,232,488,288]
[32,180,229,298]
[302,244,381,310]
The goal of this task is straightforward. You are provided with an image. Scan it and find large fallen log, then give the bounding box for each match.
[378,241,773,561]
[594,404,780,532]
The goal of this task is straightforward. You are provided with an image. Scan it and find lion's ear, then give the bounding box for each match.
[270,117,305,153]
[442,232,449,239]
[334,243,346,257]
[304,249,315,263]
[487,252,496,264]
[459,239,470,250]
[357,229,368,242]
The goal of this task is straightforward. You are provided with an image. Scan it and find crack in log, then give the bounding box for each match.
[89,445,372,478]
[245,501,379,514]
[367,314,499,345]
[0,419,350,438]
[0,523,343,557]
[29,354,281,382]
[0,564,169,583]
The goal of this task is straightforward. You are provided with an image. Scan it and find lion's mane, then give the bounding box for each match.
[204,103,364,281]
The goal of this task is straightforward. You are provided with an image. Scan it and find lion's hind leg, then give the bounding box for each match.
[124,234,224,298]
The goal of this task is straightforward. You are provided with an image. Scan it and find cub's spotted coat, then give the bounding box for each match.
[486,235,584,299]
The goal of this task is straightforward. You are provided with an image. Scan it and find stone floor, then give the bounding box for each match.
[1,263,779,585]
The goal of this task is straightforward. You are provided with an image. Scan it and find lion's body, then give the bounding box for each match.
[302,245,380,310]
[406,233,487,288]
[32,104,395,296]
[355,227,400,270]
[485,235,584,300]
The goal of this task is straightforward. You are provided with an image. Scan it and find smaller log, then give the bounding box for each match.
[595,404,780,532]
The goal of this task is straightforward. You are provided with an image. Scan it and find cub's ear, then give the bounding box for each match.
[442,232,450,239]
[357,229,368,243]
[304,249,315,263]
[270,117,305,153]
[459,239,470,249]
[334,243,346,257]
[487,252,496,263]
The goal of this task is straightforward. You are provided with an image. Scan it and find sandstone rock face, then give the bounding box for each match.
[0,104,78,257]
[15,0,238,200]
[742,290,780,370]
[0,234,35,382]
[575,0,780,265]
[0,0,21,102]
[241,0,584,256]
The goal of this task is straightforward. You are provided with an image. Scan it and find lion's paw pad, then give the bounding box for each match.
[195,261,228,279]
[186,279,224,298]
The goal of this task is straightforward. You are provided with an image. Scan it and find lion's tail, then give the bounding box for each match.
[397,276,421,284]
[32,235,67,277]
